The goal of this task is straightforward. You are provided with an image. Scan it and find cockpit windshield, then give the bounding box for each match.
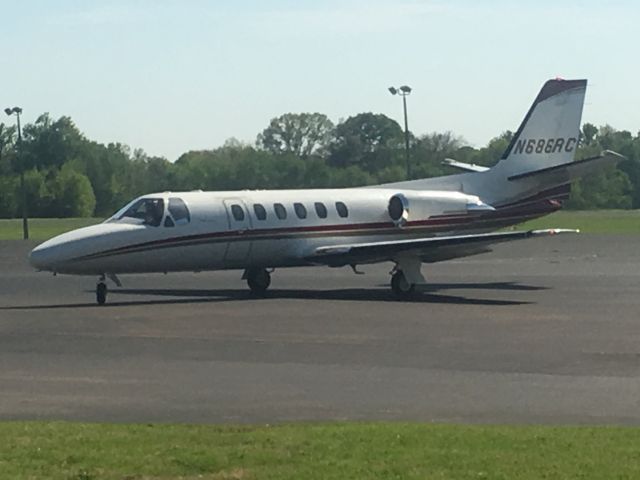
[117,198,165,227]
[107,196,191,227]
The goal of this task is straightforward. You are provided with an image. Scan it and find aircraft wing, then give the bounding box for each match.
[307,229,578,266]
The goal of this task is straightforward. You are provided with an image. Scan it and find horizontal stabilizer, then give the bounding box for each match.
[443,158,490,173]
[508,150,625,182]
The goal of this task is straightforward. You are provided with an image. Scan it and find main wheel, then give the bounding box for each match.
[390,271,415,299]
[96,282,107,305]
[247,268,271,295]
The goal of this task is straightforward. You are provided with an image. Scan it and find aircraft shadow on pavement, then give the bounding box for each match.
[108,284,534,306]
[377,281,549,292]
[1,282,542,309]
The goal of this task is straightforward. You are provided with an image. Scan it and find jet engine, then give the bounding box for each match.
[388,193,410,226]
[388,191,494,227]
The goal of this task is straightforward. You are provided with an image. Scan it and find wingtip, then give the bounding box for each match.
[530,228,580,236]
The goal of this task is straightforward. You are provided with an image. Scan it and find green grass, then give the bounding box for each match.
[0,210,638,241]
[0,218,102,241]
[514,209,640,234]
[1,422,640,479]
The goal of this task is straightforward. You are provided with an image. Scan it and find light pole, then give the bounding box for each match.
[388,85,412,179]
[4,106,28,240]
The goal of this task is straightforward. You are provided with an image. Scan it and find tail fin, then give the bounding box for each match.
[494,78,586,177]
[378,78,624,207]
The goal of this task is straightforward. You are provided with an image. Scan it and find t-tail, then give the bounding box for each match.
[388,78,625,211]
[482,78,625,208]
[494,79,587,177]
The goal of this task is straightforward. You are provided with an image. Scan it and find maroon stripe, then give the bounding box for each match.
[496,184,571,209]
[74,201,560,262]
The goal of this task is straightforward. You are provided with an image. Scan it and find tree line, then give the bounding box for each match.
[0,112,638,218]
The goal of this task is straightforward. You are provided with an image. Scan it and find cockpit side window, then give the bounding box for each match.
[118,198,164,227]
[168,198,191,225]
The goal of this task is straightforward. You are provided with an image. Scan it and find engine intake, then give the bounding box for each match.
[388,194,409,226]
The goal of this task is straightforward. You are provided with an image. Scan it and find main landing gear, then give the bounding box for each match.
[390,270,415,298]
[390,256,425,300]
[244,268,271,295]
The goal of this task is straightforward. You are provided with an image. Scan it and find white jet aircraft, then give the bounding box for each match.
[30,78,623,304]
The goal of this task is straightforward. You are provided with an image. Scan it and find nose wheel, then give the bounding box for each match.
[245,268,271,295]
[96,281,107,305]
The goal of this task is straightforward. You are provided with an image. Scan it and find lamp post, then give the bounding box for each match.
[388,85,412,179]
[4,106,28,240]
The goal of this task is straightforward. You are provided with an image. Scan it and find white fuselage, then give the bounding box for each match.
[29,187,531,276]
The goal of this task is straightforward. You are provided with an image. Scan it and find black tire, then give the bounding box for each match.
[96,282,107,305]
[247,268,271,295]
[390,271,415,299]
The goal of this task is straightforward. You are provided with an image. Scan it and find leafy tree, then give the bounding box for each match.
[412,131,464,178]
[0,175,18,217]
[582,123,598,146]
[257,113,334,158]
[466,131,513,167]
[49,165,96,217]
[21,114,85,170]
[1,111,639,217]
[22,169,52,217]
[0,123,16,175]
[567,166,632,209]
[329,113,404,173]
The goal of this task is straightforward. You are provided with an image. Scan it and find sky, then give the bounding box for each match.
[2,0,639,161]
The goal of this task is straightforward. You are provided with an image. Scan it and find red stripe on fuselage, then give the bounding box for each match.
[72,200,559,262]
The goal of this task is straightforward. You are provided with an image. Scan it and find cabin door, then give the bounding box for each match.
[222,199,253,267]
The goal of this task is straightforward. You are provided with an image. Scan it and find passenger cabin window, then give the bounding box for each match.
[231,204,245,221]
[118,198,164,227]
[335,201,349,218]
[274,203,287,220]
[164,216,175,227]
[253,203,267,221]
[294,203,307,219]
[168,198,190,225]
[314,202,328,219]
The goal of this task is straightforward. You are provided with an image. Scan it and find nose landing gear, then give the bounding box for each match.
[95,273,122,305]
[96,276,107,305]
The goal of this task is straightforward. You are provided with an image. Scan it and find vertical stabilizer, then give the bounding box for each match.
[495,79,587,177]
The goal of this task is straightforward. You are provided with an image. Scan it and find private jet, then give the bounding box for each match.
[29,78,623,304]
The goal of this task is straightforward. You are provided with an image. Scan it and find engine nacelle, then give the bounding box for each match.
[388,194,410,226]
[387,191,494,227]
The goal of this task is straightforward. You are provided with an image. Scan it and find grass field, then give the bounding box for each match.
[0,218,102,241]
[1,210,638,241]
[1,422,640,479]
[515,209,640,234]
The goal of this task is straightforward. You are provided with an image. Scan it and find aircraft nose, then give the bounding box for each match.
[29,243,57,271]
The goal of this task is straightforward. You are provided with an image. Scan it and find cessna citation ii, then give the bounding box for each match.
[30,78,623,304]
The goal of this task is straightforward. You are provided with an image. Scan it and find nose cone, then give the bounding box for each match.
[29,240,63,271]
[28,222,144,274]
[29,226,96,272]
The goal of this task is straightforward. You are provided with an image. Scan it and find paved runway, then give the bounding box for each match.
[1,235,639,425]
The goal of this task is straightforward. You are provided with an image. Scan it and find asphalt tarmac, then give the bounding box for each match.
[1,235,639,425]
